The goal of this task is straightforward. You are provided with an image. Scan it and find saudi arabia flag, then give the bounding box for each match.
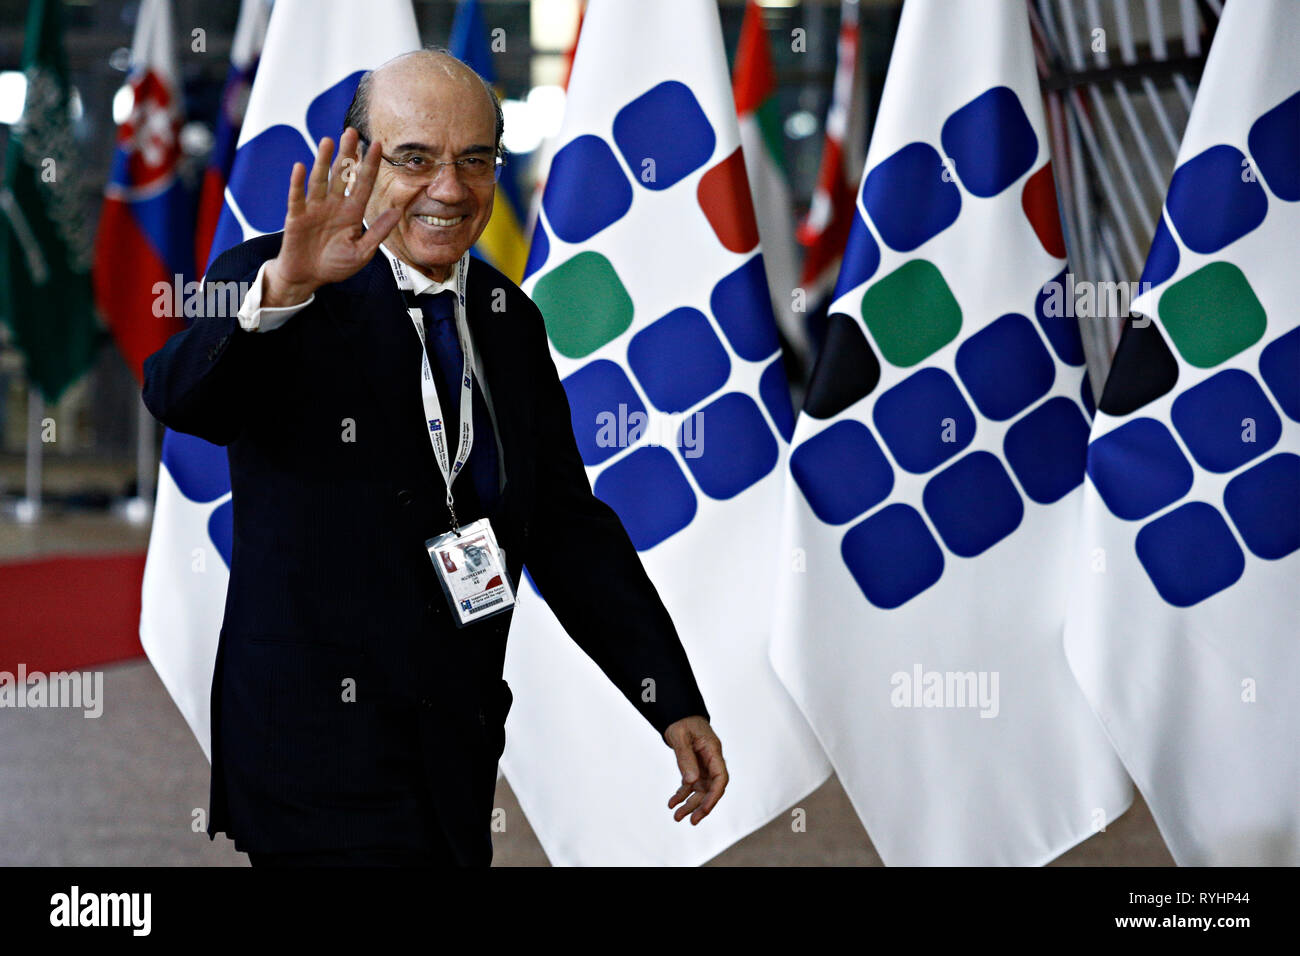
[769,0,1131,866]
[503,0,830,866]
[1063,0,1300,866]
[0,0,103,405]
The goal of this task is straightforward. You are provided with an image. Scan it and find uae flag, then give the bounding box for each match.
[1064,0,1300,865]
[140,0,421,758]
[769,0,1130,865]
[504,0,830,866]
[733,0,807,366]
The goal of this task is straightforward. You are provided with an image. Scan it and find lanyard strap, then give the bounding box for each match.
[391,252,474,532]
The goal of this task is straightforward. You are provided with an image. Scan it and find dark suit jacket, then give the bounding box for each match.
[142,232,710,865]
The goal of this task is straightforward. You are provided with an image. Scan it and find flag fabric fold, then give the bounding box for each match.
[504,0,830,866]
[195,0,270,273]
[1063,0,1300,866]
[140,0,421,759]
[770,0,1131,866]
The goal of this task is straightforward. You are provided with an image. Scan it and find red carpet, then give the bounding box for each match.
[0,552,147,673]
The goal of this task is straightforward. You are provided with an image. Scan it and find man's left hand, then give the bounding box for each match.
[664,716,728,825]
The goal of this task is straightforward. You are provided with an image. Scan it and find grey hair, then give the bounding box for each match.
[342,46,506,160]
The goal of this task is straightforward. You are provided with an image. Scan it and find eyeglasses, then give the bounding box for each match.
[359,140,503,187]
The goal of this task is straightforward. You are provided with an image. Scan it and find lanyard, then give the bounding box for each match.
[390,252,474,532]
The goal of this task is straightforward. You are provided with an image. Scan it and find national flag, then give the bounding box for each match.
[92,0,192,383]
[770,0,1130,865]
[505,0,830,865]
[1063,0,1300,866]
[194,0,271,273]
[795,0,866,352]
[733,0,808,369]
[450,0,528,282]
[0,0,104,404]
[140,0,421,758]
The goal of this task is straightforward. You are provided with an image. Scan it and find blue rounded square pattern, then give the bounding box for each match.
[627,308,730,413]
[1259,326,1300,422]
[830,208,881,297]
[229,125,314,232]
[1165,145,1268,254]
[873,368,975,474]
[542,134,633,243]
[306,71,364,145]
[162,429,231,504]
[862,142,961,252]
[1170,369,1281,473]
[841,503,944,609]
[612,80,716,192]
[1248,91,1299,202]
[1087,418,1194,521]
[208,499,233,569]
[759,358,795,441]
[955,313,1055,420]
[922,451,1023,558]
[207,203,244,271]
[593,446,696,551]
[1135,501,1245,607]
[1004,396,1090,504]
[710,255,781,361]
[523,220,549,281]
[561,359,646,467]
[790,421,894,525]
[1034,269,1087,366]
[680,392,778,500]
[1139,216,1180,289]
[1224,453,1300,560]
[940,86,1038,198]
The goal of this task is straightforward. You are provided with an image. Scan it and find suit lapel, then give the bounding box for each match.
[322,255,433,472]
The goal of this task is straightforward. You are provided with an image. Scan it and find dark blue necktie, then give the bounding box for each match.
[418,289,501,517]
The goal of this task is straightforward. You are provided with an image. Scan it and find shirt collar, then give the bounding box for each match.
[376,242,459,297]
[361,217,461,297]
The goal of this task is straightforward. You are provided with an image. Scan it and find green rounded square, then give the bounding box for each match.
[1158,262,1266,369]
[859,260,962,367]
[532,251,635,359]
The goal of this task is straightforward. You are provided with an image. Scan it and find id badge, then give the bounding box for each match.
[425,518,516,627]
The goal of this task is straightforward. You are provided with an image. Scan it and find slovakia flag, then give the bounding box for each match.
[93,0,193,383]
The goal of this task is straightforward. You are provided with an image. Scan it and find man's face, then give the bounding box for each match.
[361,62,497,281]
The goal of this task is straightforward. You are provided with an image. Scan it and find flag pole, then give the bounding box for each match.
[125,394,154,524]
[16,385,42,523]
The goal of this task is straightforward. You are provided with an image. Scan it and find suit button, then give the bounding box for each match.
[478,708,486,726]
[396,489,414,506]
[419,696,433,709]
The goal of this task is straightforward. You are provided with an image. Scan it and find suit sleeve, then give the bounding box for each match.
[141,238,284,446]
[521,305,711,739]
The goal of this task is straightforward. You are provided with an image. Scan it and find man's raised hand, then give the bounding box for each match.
[262,127,399,307]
